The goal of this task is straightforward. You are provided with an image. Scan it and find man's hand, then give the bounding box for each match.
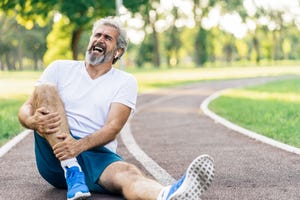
[30,107,61,135]
[53,135,83,161]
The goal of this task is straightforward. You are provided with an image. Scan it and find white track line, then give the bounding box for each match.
[200,90,300,155]
[121,122,176,185]
[120,94,177,185]
[0,129,31,158]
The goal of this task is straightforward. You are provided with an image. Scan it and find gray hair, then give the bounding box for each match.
[92,16,128,52]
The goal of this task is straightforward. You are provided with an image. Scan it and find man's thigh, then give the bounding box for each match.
[77,146,123,193]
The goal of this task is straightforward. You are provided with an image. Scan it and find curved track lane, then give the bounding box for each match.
[0,76,299,199]
[129,76,300,200]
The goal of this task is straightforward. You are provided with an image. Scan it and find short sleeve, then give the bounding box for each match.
[112,74,138,113]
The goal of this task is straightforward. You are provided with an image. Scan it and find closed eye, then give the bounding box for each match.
[94,33,113,41]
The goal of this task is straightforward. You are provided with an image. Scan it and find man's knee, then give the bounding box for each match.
[33,83,63,109]
[34,83,59,97]
[34,83,61,101]
[100,162,143,193]
[115,162,143,180]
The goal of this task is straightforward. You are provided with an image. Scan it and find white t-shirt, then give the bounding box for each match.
[36,60,138,152]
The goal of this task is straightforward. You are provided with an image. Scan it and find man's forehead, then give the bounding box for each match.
[94,25,118,36]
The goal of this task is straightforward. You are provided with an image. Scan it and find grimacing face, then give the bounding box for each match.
[85,25,119,65]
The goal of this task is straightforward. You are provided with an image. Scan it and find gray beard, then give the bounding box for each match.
[85,51,114,66]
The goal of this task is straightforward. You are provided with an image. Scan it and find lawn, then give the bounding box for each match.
[0,71,40,146]
[1,65,300,147]
[209,78,300,147]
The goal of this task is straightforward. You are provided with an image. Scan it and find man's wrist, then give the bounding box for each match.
[78,137,90,152]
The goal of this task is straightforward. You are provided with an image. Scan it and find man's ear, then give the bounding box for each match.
[115,48,124,58]
[113,48,125,64]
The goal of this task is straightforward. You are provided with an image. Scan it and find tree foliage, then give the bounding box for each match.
[0,11,49,70]
[0,0,147,60]
[1,0,300,70]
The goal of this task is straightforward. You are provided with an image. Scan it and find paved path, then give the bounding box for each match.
[1,76,300,199]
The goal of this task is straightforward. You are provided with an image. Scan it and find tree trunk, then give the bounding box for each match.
[252,35,260,65]
[194,27,208,67]
[272,31,278,60]
[194,35,201,66]
[0,56,3,70]
[5,54,13,70]
[71,27,83,60]
[152,24,160,67]
[18,41,23,70]
[34,54,38,71]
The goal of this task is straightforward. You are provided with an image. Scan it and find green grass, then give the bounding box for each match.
[1,65,300,147]
[0,71,40,146]
[0,95,28,146]
[127,65,300,92]
[209,78,300,147]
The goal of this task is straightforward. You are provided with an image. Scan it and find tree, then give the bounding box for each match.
[43,16,73,66]
[23,27,49,70]
[135,34,155,67]
[0,0,147,60]
[164,6,181,67]
[217,0,247,63]
[195,27,209,65]
[192,0,217,66]
[0,10,51,70]
[245,0,298,63]
[141,0,161,67]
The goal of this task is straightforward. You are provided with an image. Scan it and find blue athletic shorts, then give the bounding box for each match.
[34,131,123,193]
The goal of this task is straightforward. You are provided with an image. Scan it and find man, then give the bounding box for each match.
[18,16,214,200]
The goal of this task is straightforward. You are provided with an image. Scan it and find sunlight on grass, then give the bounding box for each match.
[129,66,300,92]
[0,71,40,146]
[0,71,41,97]
[209,77,300,148]
[1,66,300,147]
[223,90,300,103]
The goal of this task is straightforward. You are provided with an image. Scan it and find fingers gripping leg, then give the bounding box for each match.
[33,83,70,146]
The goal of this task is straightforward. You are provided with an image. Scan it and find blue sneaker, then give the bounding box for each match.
[65,166,91,200]
[161,155,214,200]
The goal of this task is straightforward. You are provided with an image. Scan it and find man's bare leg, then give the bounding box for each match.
[32,83,69,146]
[32,83,91,200]
[100,161,163,200]
[100,155,214,200]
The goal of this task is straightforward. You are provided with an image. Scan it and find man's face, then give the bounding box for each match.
[86,25,119,65]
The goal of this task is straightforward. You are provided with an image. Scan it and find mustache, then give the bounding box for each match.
[88,43,106,53]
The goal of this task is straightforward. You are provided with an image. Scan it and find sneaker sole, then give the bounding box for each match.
[169,155,214,200]
[67,191,91,200]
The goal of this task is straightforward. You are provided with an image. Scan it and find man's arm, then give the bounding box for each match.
[53,102,131,160]
[83,102,131,149]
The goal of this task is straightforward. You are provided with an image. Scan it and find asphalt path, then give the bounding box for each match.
[1,76,300,200]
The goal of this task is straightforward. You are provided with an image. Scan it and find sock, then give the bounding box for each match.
[157,186,171,200]
[61,158,82,177]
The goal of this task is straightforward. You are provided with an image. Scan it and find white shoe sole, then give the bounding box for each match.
[67,191,91,200]
[169,155,214,200]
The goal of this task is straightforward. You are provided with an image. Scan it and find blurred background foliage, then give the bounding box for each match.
[1,0,300,70]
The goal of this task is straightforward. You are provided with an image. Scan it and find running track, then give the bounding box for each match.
[1,76,300,199]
